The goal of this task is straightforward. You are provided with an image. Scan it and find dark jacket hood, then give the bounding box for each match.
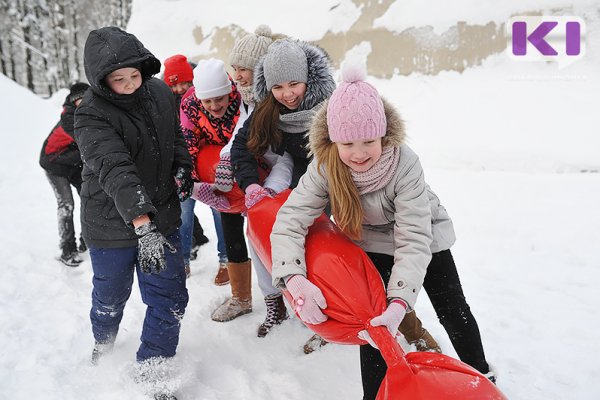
[83,27,160,99]
[253,40,336,111]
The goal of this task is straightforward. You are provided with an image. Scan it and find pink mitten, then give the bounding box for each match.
[214,155,234,192]
[285,274,328,324]
[358,300,407,348]
[244,183,274,210]
[192,182,230,210]
[370,301,407,335]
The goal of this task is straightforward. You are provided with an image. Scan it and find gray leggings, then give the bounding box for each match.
[248,242,280,298]
[45,171,81,252]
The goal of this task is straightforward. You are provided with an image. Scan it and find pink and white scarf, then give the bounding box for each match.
[350,146,400,195]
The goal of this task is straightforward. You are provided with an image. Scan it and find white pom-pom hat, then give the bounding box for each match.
[327,63,386,143]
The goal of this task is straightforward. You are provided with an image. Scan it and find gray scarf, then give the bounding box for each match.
[278,109,317,133]
[351,146,400,195]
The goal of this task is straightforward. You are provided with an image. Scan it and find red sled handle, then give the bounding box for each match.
[367,325,412,373]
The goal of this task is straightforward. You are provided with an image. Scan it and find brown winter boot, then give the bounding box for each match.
[211,260,252,322]
[399,311,442,353]
[257,293,289,337]
[214,262,230,286]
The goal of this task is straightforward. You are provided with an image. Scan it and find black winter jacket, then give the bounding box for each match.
[39,101,83,182]
[231,113,310,190]
[75,27,192,248]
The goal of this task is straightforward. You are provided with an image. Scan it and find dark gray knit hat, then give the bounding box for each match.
[229,25,273,70]
[67,82,90,104]
[262,39,308,90]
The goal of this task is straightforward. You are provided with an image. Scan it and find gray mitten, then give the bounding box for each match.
[135,223,176,274]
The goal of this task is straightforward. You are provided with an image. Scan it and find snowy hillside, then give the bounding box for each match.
[1,1,599,399]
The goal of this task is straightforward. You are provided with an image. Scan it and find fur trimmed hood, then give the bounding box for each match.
[308,97,406,160]
[253,40,336,111]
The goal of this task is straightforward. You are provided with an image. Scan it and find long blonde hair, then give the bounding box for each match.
[317,143,363,240]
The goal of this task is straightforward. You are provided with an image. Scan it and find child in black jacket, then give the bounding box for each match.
[74,28,192,395]
[39,82,89,266]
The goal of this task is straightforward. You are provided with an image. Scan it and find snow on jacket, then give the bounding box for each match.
[230,40,336,191]
[39,99,83,180]
[270,98,456,308]
[74,27,192,248]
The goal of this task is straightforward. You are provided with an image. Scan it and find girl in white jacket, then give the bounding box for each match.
[270,65,494,399]
[211,26,295,331]
[231,38,336,342]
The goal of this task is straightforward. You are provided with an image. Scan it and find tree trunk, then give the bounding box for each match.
[9,35,16,80]
[21,20,34,90]
[70,0,81,82]
[0,38,6,76]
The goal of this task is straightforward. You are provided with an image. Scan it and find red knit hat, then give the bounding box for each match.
[163,54,194,86]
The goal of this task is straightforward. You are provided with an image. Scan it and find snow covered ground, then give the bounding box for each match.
[1,1,599,399]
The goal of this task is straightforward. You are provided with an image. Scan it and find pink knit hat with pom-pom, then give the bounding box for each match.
[327,63,386,143]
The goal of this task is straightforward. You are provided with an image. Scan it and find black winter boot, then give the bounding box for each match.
[189,244,199,261]
[192,215,209,247]
[483,364,497,384]
[59,247,83,267]
[257,294,289,337]
[78,237,87,253]
[189,216,209,261]
[303,333,328,354]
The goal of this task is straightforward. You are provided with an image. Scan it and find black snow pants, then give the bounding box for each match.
[360,249,490,400]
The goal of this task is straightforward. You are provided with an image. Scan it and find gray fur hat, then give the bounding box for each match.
[229,25,274,70]
[261,39,308,90]
[254,40,336,111]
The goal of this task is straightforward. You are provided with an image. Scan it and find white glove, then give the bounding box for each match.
[358,301,407,348]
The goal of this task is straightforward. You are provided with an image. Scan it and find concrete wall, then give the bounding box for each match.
[188,1,579,77]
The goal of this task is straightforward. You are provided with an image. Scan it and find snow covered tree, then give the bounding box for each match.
[0,0,132,96]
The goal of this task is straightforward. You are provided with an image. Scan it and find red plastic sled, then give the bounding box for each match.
[369,326,506,399]
[194,144,270,214]
[247,190,507,399]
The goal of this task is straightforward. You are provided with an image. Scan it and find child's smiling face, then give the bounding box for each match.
[336,138,383,172]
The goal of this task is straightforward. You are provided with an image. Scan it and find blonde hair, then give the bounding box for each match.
[317,143,363,240]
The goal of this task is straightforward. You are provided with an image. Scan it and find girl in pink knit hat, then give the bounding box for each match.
[270,64,496,399]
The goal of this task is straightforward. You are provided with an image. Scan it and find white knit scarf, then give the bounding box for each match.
[239,85,255,107]
[350,146,399,195]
